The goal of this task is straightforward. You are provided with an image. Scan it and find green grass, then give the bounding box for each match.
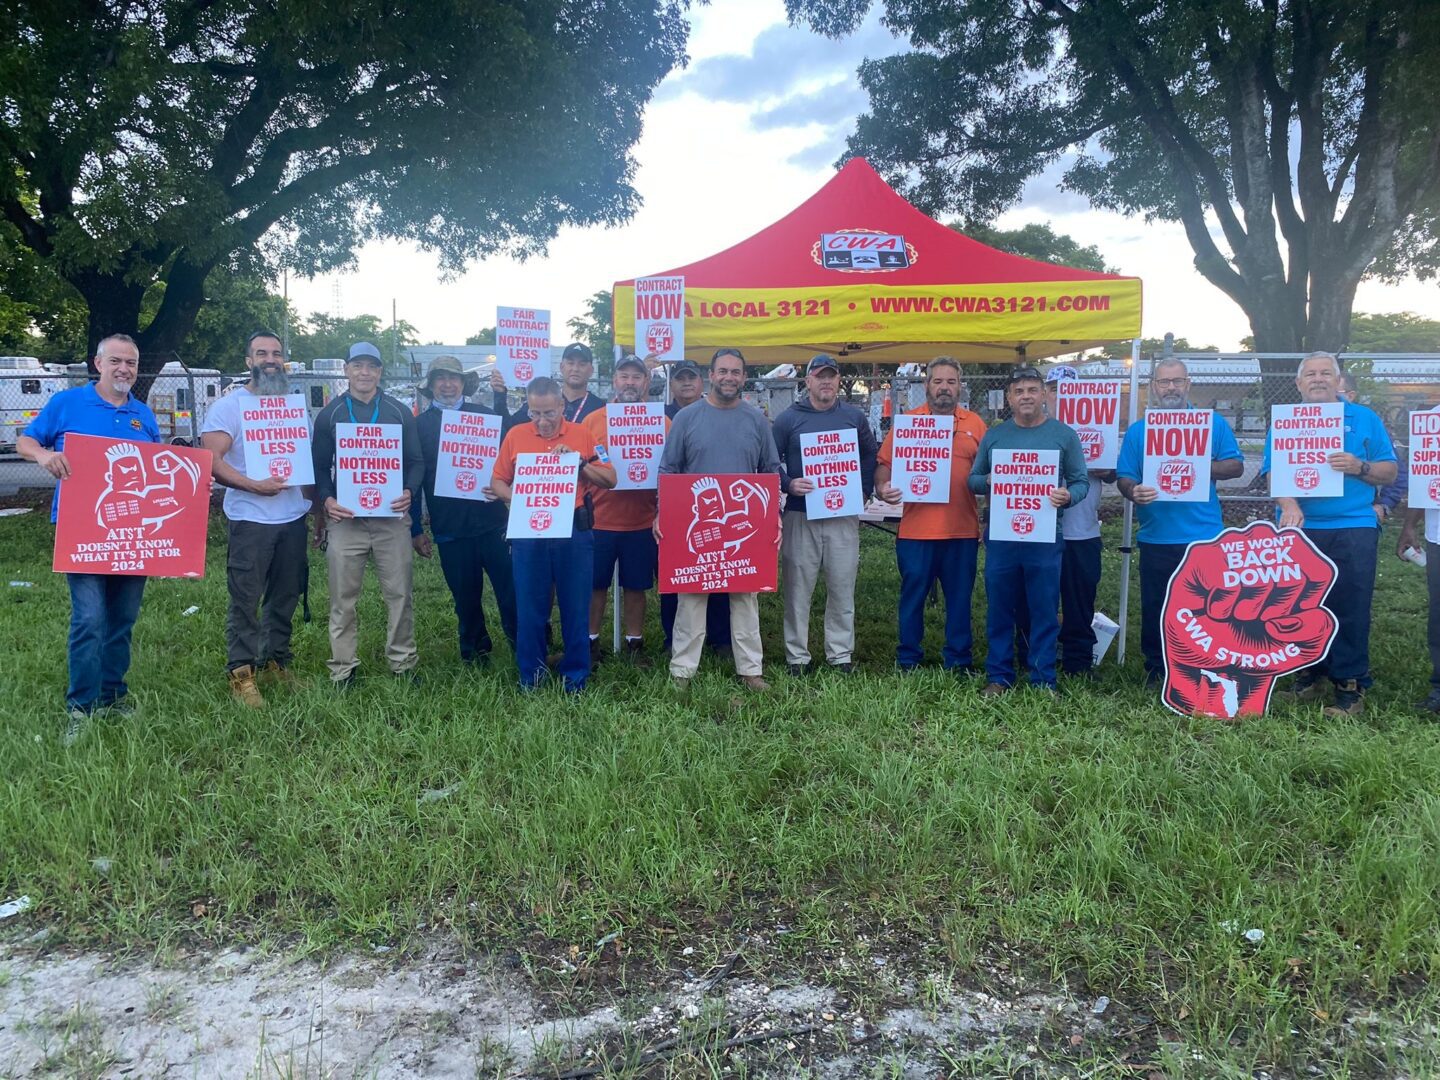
[2,501,1439,1072]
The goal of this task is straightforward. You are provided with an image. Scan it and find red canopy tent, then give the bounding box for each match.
[614,158,1141,364]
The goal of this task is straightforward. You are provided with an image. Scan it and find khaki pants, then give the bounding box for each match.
[781,510,859,666]
[670,592,762,678]
[325,516,417,679]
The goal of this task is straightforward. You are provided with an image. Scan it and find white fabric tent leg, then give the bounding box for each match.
[1116,337,1141,664]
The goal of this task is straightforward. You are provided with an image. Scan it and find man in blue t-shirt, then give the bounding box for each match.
[18,334,161,740]
[1260,351,1397,716]
[1117,359,1245,687]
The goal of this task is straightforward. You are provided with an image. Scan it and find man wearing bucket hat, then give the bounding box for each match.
[411,355,518,667]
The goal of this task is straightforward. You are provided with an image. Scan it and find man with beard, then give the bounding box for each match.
[200,331,313,706]
[411,355,518,667]
[584,354,666,666]
[490,342,606,425]
[874,358,987,673]
[19,334,161,739]
[772,353,878,674]
[1117,359,1244,688]
[658,348,782,692]
[492,377,617,692]
[1260,351,1396,715]
[969,367,1090,695]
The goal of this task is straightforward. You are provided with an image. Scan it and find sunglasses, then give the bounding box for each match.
[711,348,746,363]
[1009,367,1043,383]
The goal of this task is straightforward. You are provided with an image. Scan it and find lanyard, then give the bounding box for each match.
[565,393,589,421]
[345,394,381,425]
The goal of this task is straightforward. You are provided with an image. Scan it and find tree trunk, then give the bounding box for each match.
[1304,275,1359,354]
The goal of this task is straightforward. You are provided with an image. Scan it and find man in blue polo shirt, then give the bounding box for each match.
[1261,351,1397,716]
[18,334,161,740]
[1117,358,1244,689]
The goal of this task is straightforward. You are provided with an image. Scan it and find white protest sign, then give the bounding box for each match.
[988,448,1059,543]
[606,402,667,490]
[495,307,550,386]
[1269,403,1344,498]
[335,422,403,517]
[800,429,863,519]
[1142,410,1213,502]
[634,276,685,362]
[889,412,953,503]
[240,393,313,485]
[433,410,503,501]
[1055,380,1121,469]
[1409,409,1440,509]
[506,452,578,539]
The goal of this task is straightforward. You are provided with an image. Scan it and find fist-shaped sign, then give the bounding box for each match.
[1161,521,1338,719]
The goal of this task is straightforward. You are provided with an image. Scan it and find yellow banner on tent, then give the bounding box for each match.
[614,278,1142,349]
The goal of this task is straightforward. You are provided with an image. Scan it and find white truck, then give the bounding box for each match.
[0,357,69,453]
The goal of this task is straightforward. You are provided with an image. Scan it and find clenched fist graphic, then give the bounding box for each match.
[1161,521,1338,719]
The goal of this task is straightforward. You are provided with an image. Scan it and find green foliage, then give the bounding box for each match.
[568,290,615,376]
[1346,312,1440,355]
[291,313,419,369]
[465,328,497,346]
[1102,336,1219,360]
[956,221,1113,274]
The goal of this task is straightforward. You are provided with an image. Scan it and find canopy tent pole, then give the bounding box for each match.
[1116,337,1141,664]
[612,345,624,654]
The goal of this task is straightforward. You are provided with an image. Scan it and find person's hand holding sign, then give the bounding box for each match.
[1161,521,1337,719]
[1048,486,1071,508]
[876,480,902,505]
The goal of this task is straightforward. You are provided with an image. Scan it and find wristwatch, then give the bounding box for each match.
[1359,460,1371,478]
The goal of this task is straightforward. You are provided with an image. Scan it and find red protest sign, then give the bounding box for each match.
[1160,520,1337,719]
[52,433,213,578]
[658,473,779,594]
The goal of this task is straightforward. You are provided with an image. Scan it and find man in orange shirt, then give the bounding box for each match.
[874,357,987,673]
[492,377,617,692]
[585,354,667,667]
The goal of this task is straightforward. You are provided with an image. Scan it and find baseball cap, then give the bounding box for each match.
[614,353,648,375]
[561,342,594,364]
[1044,364,1078,384]
[347,341,383,365]
[807,353,840,373]
[670,360,702,377]
[1007,366,1044,384]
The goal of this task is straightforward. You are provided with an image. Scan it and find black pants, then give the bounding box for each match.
[660,592,731,651]
[1012,535,1102,675]
[437,531,518,660]
[1304,527,1378,688]
[226,517,308,672]
[1139,542,1189,680]
[1429,540,1440,691]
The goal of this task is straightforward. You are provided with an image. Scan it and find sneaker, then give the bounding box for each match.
[1323,679,1364,717]
[980,682,1010,698]
[740,675,771,692]
[62,707,89,747]
[1286,670,1327,703]
[786,662,811,677]
[228,664,265,708]
[1419,688,1440,715]
[100,696,136,717]
[622,639,652,670]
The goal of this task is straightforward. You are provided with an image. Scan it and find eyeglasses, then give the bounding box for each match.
[530,408,562,422]
[1153,378,1189,389]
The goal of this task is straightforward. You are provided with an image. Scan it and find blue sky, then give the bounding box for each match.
[286,0,1437,352]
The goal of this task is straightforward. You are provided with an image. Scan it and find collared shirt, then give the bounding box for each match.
[23,383,161,522]
[584,410,669,532]
[1117,405,1242,545]
[493,419,616,509]
[1261,398,1397,530]
[876,405,987,540]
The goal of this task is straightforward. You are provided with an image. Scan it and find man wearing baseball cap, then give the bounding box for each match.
[411,355,518,667]
[771,354,878,674]
[583,354,668,666]
[311,341,425,687]
[969,366,1090,695]
[490,342,606,425]
[1116,358,1244,690]
[665,360,705,419]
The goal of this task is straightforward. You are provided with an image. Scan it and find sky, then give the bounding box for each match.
[285,0,1438,353]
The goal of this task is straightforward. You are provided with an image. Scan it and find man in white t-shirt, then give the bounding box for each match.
[1397,402,1440,715]
[200,331,313,706]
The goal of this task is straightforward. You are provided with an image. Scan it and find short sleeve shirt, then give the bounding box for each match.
[23,384,161,522]
[201,389,310,525]
[583,409,666,532]
[1117,407,1242,545]
[1261,399,1397,530]
[494,419,616,509]
[876,405,987,540]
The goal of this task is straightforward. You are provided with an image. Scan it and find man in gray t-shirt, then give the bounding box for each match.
[657,348,782,691]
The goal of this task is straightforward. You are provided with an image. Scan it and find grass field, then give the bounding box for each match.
[2,497,1439,1074]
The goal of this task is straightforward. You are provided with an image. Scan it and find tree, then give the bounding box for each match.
[789,0,1440,353]
[1345,311,1440,354]
[1101,337,1218,360]
[568,290,615,377]
[957,222,1113,274]
[1,0,688,378]
[148,267,296,372]
[290,314,419,370]
[465,329,497,346]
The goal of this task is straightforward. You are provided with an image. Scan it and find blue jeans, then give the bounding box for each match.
[1014,535,1103,674]
[1304,526,1379,687]
[895,537,978,669]
[512,531,594,691]
[67,573,147,711]
[985,539,1064,688]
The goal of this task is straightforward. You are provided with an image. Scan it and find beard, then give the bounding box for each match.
[1154,393,1186,409]
[253,368,290,395]
[612,388,643,404]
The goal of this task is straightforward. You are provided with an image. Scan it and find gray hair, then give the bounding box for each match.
[1297,351,1340,376]
[95,333,139,359]
[1152,358,1189,379]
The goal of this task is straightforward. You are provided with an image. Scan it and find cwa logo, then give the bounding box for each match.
[1157,460,1195,496]
[627,461,649,484]
[359,488,382,511]
[823,489,845,511]
[513,361,533,382]
[529,510,552,531]
[1012,512,1035,536]
[455,471,477,493]
[1294,466,1321,492]
[813,230,916,272]
[909,475,931,497]
[1430,477,1440,503]
[644,324,673,356]
[268,457,292,481]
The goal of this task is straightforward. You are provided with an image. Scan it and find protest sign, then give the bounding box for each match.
[606,402,667,491]
[1142,410,1212,502]
[433,410,503,501]
[505,452,579,539]
[1269,403,1344,498]
[800,429,863,519]
[1161,521,1338,719]
[634,276,685,362]
[888,412,953,503]
[1409,409,1440,509]
[988,448,1059,542]
[52,434,212,578]
[1055,380,1121,468]
[239,393,313,485]
[334,422,404,517]
[495,306,551,386]
[658,474,779,593]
